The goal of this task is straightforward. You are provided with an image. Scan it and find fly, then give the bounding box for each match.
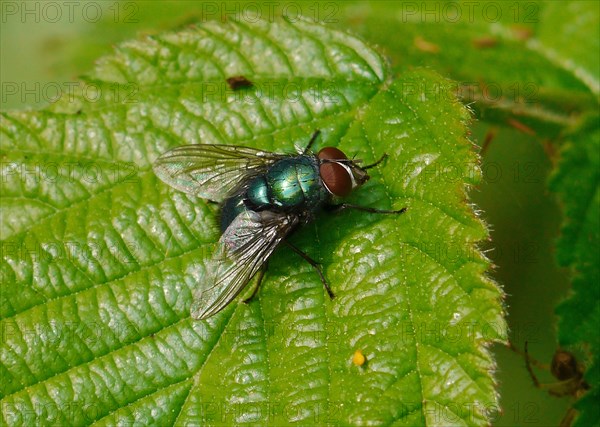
[153,130,406,319]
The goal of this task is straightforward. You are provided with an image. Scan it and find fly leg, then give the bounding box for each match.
[326,204,407,215]
[329,151,405,215]
[302,129,321,154]
[243,262,269,304]
[362,153,388,169]
[284,240,335,299]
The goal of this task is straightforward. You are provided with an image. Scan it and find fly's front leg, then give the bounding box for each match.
[362,153,388,170]
[284,240,335,299]
[326,204,407,215]
[333,151,405,215]
[302,129,321,154]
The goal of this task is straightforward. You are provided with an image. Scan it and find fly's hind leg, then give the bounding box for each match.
[243,262,269,304]
[284,240,335,299]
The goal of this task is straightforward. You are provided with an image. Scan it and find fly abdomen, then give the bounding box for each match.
[220,194,246,232]
[246,175,271,209]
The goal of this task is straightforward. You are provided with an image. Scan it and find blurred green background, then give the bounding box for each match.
[2,1,590,425]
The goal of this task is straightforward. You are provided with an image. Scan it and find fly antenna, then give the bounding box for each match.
[302,129,321,154]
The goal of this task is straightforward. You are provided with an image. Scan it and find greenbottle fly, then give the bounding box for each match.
[153,130,406,319]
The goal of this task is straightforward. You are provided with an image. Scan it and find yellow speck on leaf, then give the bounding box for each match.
[353,349,366,366]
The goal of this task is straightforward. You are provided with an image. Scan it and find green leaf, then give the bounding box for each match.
[536,1,600,96]
[0,20,505,426]
[334,0,598,136]
[551,116,600,427]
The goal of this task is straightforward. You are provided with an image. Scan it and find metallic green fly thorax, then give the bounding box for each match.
[264,156,328,210]
[221,156,329,232]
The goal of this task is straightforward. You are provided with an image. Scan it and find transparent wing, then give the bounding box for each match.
[191,210,299,319]
[153,144,284,201]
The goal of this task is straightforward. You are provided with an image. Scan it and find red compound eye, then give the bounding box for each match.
[318,147,348,161]
[318,147,352,196]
